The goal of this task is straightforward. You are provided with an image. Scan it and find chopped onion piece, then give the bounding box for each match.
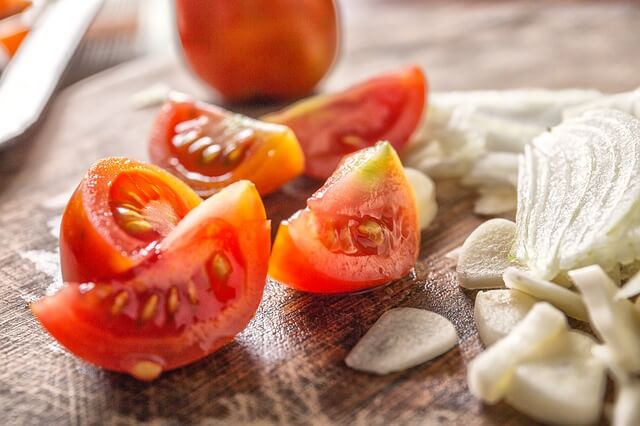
[345,308,458,375]
[404,167,438,230]
[617,270,640,300]
[474,289,536,346]
[569,265,640,373]
[467,302,567,404]
[457,219,516,289]
[613,380,640,426]
[431,89,602,127]
[505,331,606,426]
[503,268,588,321]
[474,186,517,216]
[462,152,519,188]
[129,83,171,109]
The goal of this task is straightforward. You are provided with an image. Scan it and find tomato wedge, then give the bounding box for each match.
[264,66,427,179]
[149,96,305,197]
[33,180,270,380]
[268,142,419,293]
[60,157,202,283]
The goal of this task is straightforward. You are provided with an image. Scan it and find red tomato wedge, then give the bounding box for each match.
[60,157,202,283]
[149,96,305,197]
[32,180,271,380]
[268,142,419,293]
[264,66,427,179]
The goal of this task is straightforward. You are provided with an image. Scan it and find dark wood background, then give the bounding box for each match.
[2,1,639,424]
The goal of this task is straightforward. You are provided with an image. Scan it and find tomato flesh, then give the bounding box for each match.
[60,158,202,283]
[264,66,427,179]
[268,142,420,293]
[33,180,270,380]
[149,96,305,197]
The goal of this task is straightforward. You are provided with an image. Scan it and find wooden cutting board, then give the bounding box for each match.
[2,1,640,424]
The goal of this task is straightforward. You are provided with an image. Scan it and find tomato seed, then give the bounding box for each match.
[115,206,144,220]
[357,220,385,246]
[167,287,179,314]
[125,220,154,234]
[141,294,159,322]
[187,280,199,304]
[130,360,162,381]
[111,291,129,315]
[211,252,231,281]
[201,143,222,163]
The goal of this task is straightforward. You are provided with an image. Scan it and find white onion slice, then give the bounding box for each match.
[563,88,640,120]
[345,308,458,375]
[403,167,438,230]
[503,268,588,321]
[467,302,567,403]
[457,219,516,289]
[474,289,536,346]
[505,331,606,426]
[569,265,640,373]
[613,381,640,426]
[515,109,640,279]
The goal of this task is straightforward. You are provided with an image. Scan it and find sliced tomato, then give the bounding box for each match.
[60,157,202,283]
[149,95,305,197]
[264,66,427,179]
[268,142,419,293]
[32,180,271,380]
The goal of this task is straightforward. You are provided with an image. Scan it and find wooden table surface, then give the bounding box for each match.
[2,1,639,424]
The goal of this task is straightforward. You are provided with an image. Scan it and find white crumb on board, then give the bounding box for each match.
[18,248,62,301]
[47,215,62,239]
[130,83,171,109]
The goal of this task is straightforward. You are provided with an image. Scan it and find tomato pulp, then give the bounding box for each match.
[265,66,427,179]
[35,158,271,380]
[149,96,304,197]
[175,0,339,101]
[269,142,420,293]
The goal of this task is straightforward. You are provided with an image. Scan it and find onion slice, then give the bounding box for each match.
[503,268,588,321]
[515,109,640,279]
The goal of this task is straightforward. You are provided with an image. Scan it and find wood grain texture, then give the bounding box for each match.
[1,1,639,424]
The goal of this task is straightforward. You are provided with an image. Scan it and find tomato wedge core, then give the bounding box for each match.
[268,142,420,293]
[33,180,270,380]
[264,65,427,179]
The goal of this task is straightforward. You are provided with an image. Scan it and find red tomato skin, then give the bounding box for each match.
[175,0,339,101]
[33,181,271,377]
[265,66,427,179]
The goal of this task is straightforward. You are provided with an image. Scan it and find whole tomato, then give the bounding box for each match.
[175,0,339,102]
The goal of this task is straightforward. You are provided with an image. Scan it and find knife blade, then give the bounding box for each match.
[0,0,103,151]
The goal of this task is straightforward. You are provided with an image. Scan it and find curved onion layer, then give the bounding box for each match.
[514,109,640,279]
[569,265,640,374]
[467,302,567,404]
[563,88,640,120]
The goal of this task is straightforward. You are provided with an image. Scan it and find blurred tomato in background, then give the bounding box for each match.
[175,0,339,102]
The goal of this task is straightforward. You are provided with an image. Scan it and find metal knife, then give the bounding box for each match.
[0,0,104,151]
